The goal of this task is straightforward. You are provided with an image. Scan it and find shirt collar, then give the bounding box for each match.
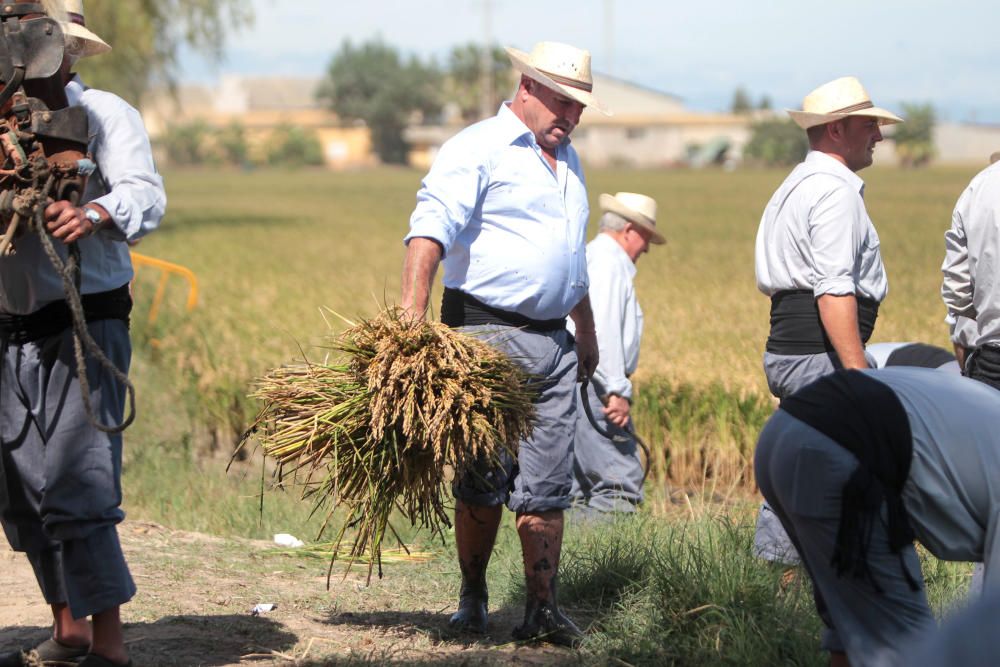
[805,150,865,195]
[65,74,86,107]
[593,232,637,278]
[496,102,572,149]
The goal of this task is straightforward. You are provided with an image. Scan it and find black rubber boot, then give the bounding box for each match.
[511,597,584,647]
[448,579,489,633]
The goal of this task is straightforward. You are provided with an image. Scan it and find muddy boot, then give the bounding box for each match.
[448,578,489,633]
[511,596,583,648]
[448,501,501,634]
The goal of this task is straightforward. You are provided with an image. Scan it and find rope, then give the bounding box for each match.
[579,377,652,483]
[29,173,136,433]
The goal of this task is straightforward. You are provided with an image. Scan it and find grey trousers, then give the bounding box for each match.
[451,325,578,513]
[0,319,136,619]
[756,350,878,563]
[755,410,935,665]
[570,385,643,513]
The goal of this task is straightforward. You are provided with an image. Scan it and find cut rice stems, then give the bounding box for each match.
[241,307,536,583]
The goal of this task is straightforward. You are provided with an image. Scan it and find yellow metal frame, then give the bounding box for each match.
[130,251,199,327]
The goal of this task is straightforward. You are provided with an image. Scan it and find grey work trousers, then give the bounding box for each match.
[0,319,136,619]
[755,410,935,666]
[451,325,578,514]
[570,384,643,513]
[756,350,876,563]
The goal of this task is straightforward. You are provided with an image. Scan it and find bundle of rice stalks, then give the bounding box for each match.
[242,306,536,582]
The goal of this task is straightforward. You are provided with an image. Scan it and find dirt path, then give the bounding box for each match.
[0,521,575,666]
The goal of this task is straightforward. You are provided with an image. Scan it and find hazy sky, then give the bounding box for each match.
[181,0,1000,123]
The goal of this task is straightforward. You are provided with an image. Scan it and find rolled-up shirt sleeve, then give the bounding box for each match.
[809,184,862,297]
[941,196,977,320]
[86,98,166,243]
[405,140,488,255]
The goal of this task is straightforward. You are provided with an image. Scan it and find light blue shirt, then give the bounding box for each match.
[0,75,166,314]
[568,233,642,399]
[405,103,589,321]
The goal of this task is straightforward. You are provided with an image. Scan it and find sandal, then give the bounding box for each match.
[0,638,89,666]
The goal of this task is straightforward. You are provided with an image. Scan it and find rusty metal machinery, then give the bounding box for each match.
[0,1,93,255]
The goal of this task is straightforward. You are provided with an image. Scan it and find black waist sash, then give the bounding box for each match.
[780,370,918,592]
[967,345,1000,391]
[0,284,132,344]
[767,289,880,355]
[441,287,566,332]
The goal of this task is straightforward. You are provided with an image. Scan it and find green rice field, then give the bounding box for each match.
[126,164,980,499]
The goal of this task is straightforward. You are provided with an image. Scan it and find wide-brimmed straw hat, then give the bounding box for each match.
[787,76,901,130]
[600,192,665,245]
[60,0,110,57]
[505,41,610,116]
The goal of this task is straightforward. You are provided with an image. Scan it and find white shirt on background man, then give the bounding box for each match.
[755,150,887,302]
[942,161,1000,347]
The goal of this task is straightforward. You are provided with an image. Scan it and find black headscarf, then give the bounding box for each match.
[780,370,919,592]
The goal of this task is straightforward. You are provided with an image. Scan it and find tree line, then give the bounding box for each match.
[71,7,937,170]
[163,38,514,167]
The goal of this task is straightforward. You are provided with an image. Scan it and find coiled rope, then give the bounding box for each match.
[27,172,136,433]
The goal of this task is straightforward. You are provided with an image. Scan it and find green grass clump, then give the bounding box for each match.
[491,512,973,666]
[551,515,825,665]
[632,378,775,492]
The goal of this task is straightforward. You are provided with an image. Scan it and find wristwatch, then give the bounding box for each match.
[82,206,102,232]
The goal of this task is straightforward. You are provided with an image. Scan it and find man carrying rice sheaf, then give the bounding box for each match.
[752,76,903,568]
[400,41,605,645]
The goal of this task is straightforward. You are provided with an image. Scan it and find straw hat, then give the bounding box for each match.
[60,0,110,57]
[600,192,665,245]
[787,76,902,130]
[505,41,610,116]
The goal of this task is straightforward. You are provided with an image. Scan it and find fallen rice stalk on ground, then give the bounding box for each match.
[241,307,536,582]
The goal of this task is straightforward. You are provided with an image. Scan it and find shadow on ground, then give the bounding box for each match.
[2,614,297,667]
[319,607,580,665]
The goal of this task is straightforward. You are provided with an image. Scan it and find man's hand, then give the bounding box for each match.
[574,328,598,380]
[603,394,630,428]
[44,201,107,244]
[953,343,971,372]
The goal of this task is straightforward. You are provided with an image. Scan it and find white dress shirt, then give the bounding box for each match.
[755,151,888,302]
[941,161,1000,347]
[567,233,642,399]
[405,103,589,321]
[0,76,166,314]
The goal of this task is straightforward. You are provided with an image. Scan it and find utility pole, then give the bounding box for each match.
[604,0,615,77]
[479,0,495,120]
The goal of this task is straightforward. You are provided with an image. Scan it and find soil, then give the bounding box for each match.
[0,521,577,666]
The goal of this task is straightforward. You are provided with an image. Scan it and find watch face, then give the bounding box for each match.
[84,208,101,224]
